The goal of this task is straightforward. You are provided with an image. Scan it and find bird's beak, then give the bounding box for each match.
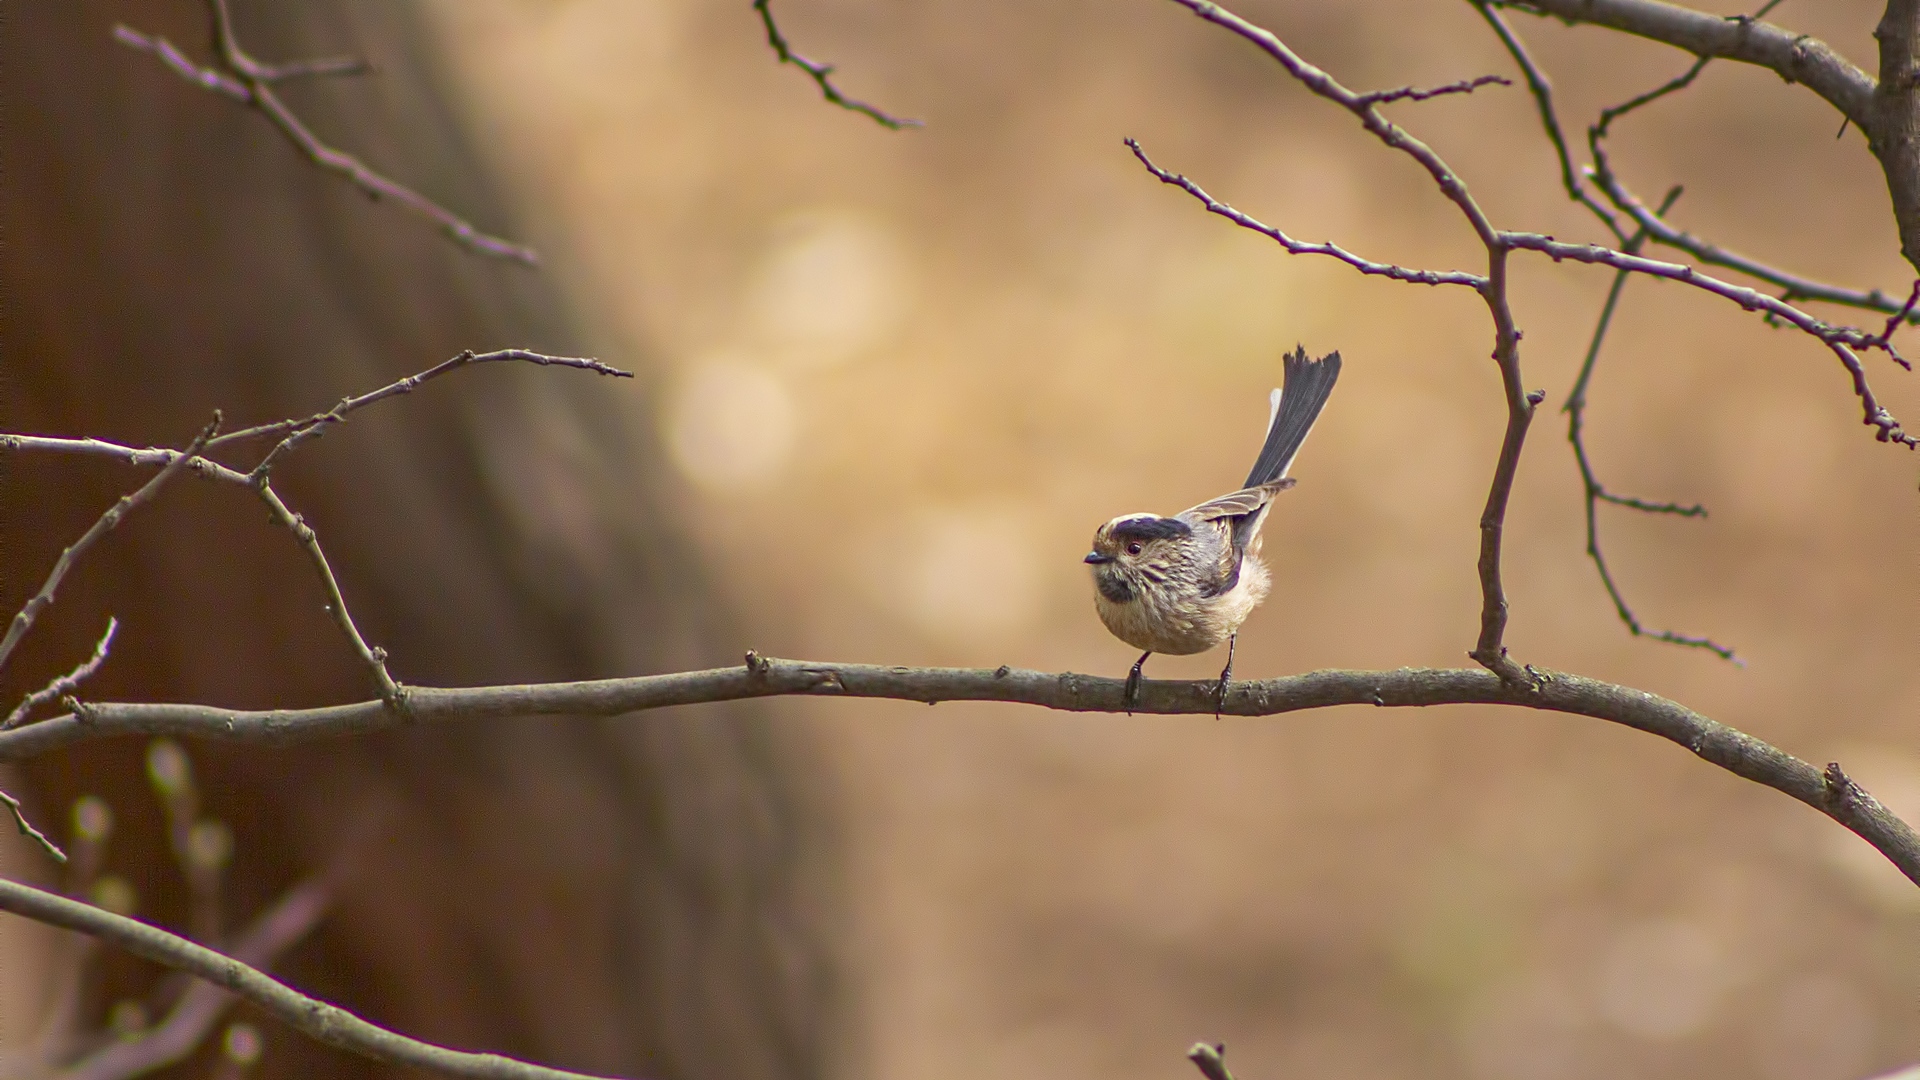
[1084,551,1114,564]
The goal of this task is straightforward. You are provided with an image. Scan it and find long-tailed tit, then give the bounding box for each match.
[1084,346,1342,710]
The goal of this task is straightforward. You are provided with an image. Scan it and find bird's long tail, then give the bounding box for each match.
[1243,345,1342,488]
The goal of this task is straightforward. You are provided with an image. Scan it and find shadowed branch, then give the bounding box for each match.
[1,655,1915,888]
[113,0,539,265]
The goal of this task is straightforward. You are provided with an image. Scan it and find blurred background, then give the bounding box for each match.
[4,1,1920,1079]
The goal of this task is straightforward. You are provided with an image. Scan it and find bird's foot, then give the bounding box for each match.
[1124,653,1149,715]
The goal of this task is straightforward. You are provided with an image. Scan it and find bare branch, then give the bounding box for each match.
[0,351,626,708]
[112,6,539,266]
[1587,155,1920,327]
[751,0,921,130]
[5,618,119,730]
[1498,233,1920,445]
[1568,6,1920,329]
[254,479,403,703]
[0,876,629,1080]
[1354,73,1511,107]
[1125,139,1487,288]
[1,656,1916,885]
[1487,0,1915,327]
[1472,1,1627,240]
[1494,0,1873,128]
[1872,277,1920,345]
[222,349,630,460]
[1498,0,1920,276]
[0,417,220,678]
[52,878,330,1080]
[1,788,66,864]
[1564,195,1738,660]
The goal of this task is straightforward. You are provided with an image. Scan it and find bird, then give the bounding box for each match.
[1084,346,1341,712]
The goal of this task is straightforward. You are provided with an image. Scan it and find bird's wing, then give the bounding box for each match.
[1179,480,1294,597]
[1180,480,1293,525]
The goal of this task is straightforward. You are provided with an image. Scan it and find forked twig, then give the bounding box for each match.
[112,0,538,265]
[5,618,119,731]
[0,418,220,678]
[0,351,625,714]
[1564,190,1737,661]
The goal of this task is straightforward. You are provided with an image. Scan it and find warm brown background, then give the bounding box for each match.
[6,1,1920,1080]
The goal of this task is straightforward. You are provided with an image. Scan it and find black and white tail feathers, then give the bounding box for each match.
[1243,346,1341,489]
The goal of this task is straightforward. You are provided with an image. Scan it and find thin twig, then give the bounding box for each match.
[1354,73,1511,107]
[0,876,627,1080]
[1486,0,1918,328]
[5,618,119,730]
[112,3,539,265]
[254,480,403,703]
[1586,157,1920,338]
[1497,233,1920,446]
[1125,139,1486,288]
[1871,278,1920,347]
[1,788,66,864]
[1,352,626,708]
[0,417,220,677]
[1570,0,1920,339]
[751,0,921,130]
[224,349,629,459]
[1564,191,1737,660]
[51,878,330,1080]
[1471,1,1627,242]
[0,656,1917,883]
[249,55,373,82]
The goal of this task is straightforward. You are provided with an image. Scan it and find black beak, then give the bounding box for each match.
[1084,551,1113,564]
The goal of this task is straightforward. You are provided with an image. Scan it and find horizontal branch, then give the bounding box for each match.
[1354,73,1511,107]
[3,656,1916,887]
[0,876,627,1080]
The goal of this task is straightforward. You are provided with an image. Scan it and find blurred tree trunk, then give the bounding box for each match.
[0,4,830,1079]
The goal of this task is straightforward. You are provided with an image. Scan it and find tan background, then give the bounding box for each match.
[415,1,1920,1079]
[7,1,1920,1078]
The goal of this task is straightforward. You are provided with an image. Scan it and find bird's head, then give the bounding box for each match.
[1085,514,1190,603]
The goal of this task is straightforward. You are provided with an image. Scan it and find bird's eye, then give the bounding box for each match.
[1125,542,1143,556]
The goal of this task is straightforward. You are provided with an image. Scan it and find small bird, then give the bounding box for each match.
[1085,346,1341,711]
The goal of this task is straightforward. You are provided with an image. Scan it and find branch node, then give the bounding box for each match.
[1824,761,1860,810]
